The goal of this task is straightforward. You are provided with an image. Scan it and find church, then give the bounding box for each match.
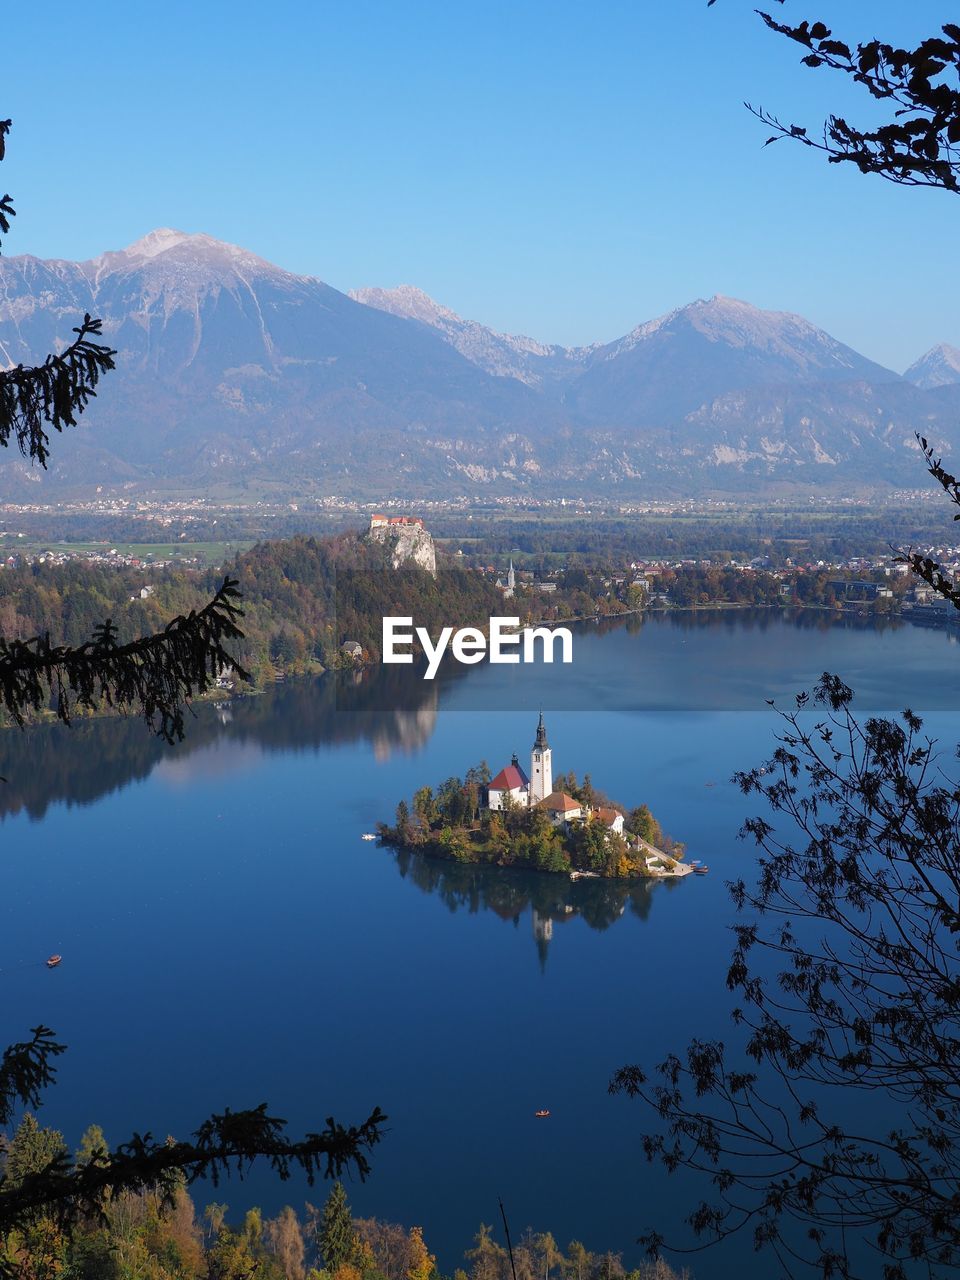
[487,711,553,810]
[486,712,626,835]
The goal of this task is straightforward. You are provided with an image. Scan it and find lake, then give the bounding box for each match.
[4,608,960,1276]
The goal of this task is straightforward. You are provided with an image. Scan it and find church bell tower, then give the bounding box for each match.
[530,711,552,804]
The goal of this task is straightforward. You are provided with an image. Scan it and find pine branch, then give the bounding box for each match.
[0,193,12,245]
[0,119,12,250]
[0,1103,387,1240]
[0,577,250,743]
[0,315,117,467]
[0,1029,66,1129]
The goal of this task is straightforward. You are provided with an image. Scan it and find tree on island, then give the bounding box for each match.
[611,11,960,1278]
[383,766,679,880]
[0,117,384,1269]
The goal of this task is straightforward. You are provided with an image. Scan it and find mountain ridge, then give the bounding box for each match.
[0,230,955,499]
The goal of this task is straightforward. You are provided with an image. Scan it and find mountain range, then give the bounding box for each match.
[0,228,957,500]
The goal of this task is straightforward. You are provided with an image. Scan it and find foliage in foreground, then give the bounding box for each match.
[611,676,960,1278]
[0,1027,385,1273]
[0,1135,689,1280]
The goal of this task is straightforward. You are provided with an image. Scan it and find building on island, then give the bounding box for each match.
[487,713,553,810]
[485,712,626,835]
[479,712,693,888]
[487,756,530,810]
[538,791,582,823]
[530,710,551,802]
[594,806,625,835]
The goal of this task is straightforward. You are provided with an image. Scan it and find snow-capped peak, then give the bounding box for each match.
[124,228,196,259]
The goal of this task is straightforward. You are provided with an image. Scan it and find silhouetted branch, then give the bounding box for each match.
[900,436,960,612]
[745,16,960,194]
[0,314,117,467]
[0,1103,387,1260]
[0,119,12,249]
[613,676,960,1278]
[0,577,250,742]
[0,1029,66,1129]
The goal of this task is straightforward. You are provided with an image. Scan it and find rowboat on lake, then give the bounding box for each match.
[46,955,62,968]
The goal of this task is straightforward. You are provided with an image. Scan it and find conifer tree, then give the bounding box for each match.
[318,1182,357,1274]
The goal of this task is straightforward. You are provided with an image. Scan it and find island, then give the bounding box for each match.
[378,712,691,879]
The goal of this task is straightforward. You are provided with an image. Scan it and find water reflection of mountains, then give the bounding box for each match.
[391,845,682,970]
[0,664,452,822]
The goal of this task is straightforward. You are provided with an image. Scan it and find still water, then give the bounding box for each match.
[3,610,960,1276]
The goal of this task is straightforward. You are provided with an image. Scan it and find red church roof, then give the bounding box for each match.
[489,763,529,791]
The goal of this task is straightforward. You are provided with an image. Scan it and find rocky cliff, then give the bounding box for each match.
[367,523,437,575]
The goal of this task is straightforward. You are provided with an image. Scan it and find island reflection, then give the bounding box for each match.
[389,845,682,971]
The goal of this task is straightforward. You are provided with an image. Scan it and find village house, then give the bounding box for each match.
[539,791,583,823]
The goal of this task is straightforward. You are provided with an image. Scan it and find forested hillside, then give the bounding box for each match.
[0,533,504,696]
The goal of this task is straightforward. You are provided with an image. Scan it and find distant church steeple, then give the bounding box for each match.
[507,558,516,590]
[530,710,552,804]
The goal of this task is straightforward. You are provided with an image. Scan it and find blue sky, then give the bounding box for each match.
[2,1,955,369]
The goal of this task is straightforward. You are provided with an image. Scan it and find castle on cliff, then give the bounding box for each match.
[367,513,436,575]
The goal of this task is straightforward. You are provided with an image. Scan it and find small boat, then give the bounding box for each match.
[46,955,62,968]
[534,1109,550,1118]
[694,866,709,875]
[360,833,377,841]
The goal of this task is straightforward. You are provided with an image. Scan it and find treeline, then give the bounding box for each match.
[1,1115,688,1280]
[656,566,910,611]
[431,505,958,566]
[654,566,782,608]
